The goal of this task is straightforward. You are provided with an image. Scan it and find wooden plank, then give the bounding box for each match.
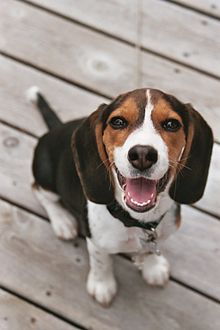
[0,123,46,216]
[163,205,220,301]
[0,289,77,330]
[25,0,220,76]
[0,199,220,330]
[174,0,220,18]
[0,48,220,141]
[0,55,107,137]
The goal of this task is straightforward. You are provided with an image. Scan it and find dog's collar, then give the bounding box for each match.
[107,200,164,231]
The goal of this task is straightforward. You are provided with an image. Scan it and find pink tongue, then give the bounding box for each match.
[125,177,157,206]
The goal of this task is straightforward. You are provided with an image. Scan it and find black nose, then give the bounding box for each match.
[128,145,158,171]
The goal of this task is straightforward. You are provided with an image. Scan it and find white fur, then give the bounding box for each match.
[26,86,40,104]
[33,186,78,240]
[142,254,170,286]
[86,238,117,306]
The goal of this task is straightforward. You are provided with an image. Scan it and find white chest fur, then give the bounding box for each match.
[87,199,178,254]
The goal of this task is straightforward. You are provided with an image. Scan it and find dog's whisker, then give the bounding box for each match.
[96,158,112,170]
[169,158,192,171]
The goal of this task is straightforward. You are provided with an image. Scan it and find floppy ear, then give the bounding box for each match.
[169,104,213,204]
[72,104,114,204]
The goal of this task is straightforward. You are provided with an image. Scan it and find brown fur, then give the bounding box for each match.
[175,205,181,228]
[103,97,141,163]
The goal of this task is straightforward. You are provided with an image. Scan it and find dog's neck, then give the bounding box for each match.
[107,200,166,231]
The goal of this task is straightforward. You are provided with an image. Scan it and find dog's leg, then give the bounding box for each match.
[141,253,170,286]
[86,238,117,306]
[33,185,78,240]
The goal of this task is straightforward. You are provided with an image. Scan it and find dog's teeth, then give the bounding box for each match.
[130,199,148,207]
[150,193,154,198]
[131,198,139,206]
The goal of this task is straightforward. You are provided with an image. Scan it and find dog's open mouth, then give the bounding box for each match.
[116,169,169,213]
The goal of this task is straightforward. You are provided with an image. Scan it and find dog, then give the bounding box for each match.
[28,86,213,306]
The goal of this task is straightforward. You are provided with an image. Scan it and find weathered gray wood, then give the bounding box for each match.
[1,3,220,142]
[26,0,220,75]
[0,199,220,330]
[0,55,107,137]
[175,0,220,18]
[0,123,45,216]
[0,289,77,330]
[163,205,220,301]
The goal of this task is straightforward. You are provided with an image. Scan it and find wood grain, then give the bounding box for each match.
[0,199,220,330]
[164,205,220,301]
[0,55,107,137]
[0,46,220,141]
[25,0,220,75]
[0,289,77,330]
[0,123,45,216]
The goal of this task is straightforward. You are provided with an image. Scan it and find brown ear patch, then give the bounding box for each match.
[175,205,181,228]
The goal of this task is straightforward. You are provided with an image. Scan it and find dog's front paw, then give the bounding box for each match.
[87,271,117,307]
[51,209,78,240]
[142,254,170,286]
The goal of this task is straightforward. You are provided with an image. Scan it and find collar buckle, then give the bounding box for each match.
[141,228,161,256]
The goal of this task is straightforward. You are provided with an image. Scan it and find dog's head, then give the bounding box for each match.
[72,88,213,213]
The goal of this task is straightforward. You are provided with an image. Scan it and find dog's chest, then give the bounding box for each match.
[87,201,159,254]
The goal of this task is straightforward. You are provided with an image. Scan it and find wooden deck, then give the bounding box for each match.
[0,0,220,329]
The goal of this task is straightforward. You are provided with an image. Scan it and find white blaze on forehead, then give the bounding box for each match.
[114,89,169,180]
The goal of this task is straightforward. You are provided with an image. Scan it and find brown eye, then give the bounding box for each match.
[162,119,181,132]
[109,116,128,129]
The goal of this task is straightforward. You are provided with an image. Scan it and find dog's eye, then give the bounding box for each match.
[109,117,128,129]
[162,119,181,132]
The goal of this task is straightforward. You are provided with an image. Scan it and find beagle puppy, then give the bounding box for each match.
[28,87,213,306]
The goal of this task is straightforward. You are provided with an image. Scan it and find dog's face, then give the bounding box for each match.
[73,88,213,212]
[103,89,186,213]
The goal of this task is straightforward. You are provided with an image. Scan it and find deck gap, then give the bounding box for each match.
[170,277,220,305]
[0,119,38,139]
[0,285,88,330]
[191,205,220,221]
[120,254,220,304]
[14,0,220,83]
[163,0,220,21]
[0,195,48,222]
[0,196,86,241]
